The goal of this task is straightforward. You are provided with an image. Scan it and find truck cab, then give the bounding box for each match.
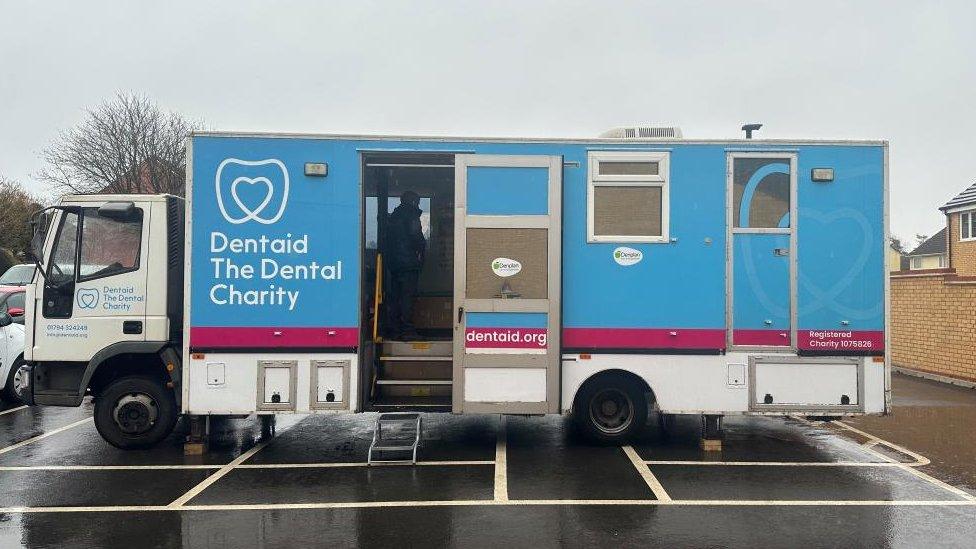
[21,194,185,448]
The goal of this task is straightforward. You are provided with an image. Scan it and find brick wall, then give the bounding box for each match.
[891,270,976,382]
[949,212,976,276]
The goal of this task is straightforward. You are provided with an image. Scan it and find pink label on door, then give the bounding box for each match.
[465,327,548,349]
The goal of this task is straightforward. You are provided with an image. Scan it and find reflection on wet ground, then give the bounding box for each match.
[0,371,974,547]
[847,372,976,494]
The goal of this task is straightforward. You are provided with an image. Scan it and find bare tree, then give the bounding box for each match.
[0,176,44,262]
[37,92,204,196]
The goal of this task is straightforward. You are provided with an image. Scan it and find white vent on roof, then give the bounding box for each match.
[599,126,683,139]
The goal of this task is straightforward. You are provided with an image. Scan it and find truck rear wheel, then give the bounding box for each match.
[94,376,178,449]
[574,375,646,444]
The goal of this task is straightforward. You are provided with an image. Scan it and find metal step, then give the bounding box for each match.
[379,355,452,362]
[368,412,423,465]
[382,340,453,357]
[375,379,452,386]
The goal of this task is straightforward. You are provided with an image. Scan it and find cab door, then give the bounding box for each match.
[453,154,562,414]
[32,203,151,362]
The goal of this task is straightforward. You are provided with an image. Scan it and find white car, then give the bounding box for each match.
[0,311,26,404]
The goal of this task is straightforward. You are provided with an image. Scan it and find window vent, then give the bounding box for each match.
[599,126,683,139]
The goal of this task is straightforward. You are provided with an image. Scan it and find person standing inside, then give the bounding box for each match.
[386,190,426,340]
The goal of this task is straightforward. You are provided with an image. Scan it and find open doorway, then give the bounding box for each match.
[360,152,455,411]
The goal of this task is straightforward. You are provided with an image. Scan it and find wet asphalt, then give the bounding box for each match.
[0,372,974,548]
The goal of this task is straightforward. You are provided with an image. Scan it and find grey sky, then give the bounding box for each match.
[1,0,973,243]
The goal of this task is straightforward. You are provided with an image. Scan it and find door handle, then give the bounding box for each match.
[457,306,464,324]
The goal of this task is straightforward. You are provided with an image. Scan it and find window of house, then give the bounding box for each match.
[587,151,670,243]
[78,207,143,282]
[910,257,922,270]
[961,211,975,241]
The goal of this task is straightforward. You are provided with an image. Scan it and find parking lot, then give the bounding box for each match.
[1,372,975,548]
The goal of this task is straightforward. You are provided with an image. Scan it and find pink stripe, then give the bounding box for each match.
[465,327,548,349]
[798,330,884,352]
[733,329,791,346]
[191,327,359,348]
[562,328,725,349]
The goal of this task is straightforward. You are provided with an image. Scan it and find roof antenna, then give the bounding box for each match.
[741,123,762,139]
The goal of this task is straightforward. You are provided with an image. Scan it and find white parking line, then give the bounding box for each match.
[0,460,495,471]
[0,405,28,416]
[494,415,508,502]
[0,418,93,456]
[0,464,223,471]
[622,445,672,502]
[1,498,974,514]
[238,460,494,469]
[643,460,905,467]
[168,440,270,507]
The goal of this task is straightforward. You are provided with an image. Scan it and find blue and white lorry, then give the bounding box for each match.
[16,126,889,448]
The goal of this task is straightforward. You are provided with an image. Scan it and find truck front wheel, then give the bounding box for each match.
[94,376,178,449]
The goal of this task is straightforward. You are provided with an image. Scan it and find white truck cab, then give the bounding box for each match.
[22,194,184,447]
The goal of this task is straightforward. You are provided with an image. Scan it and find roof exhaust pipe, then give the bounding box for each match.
[741,123,762,139]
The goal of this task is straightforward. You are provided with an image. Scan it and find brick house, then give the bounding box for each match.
[890,181,976,384]
[940,181,976,276]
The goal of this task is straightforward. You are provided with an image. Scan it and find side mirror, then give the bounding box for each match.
[0,312,11,328]
[8,307,24,317]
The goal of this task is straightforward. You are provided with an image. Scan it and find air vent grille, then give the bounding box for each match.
[599,126,683,139]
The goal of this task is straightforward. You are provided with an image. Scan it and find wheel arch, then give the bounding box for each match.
[84,341,181,406]
[570,368,656,415]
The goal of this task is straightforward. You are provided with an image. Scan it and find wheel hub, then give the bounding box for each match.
[589,388,634,435]
[113,393,158,435]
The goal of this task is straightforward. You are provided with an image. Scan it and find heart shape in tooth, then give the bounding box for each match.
[230,176,274,221]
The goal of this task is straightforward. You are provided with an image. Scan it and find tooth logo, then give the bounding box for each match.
[215,158,289,224]
[77,288,100,309]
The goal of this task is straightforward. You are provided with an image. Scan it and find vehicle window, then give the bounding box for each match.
[587,151,670,243]
[0,264,35,285]
[6,292,25,311]
[48,211,79,285]
[79,207,143,281]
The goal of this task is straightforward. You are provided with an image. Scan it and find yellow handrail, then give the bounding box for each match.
[372,252,383,343]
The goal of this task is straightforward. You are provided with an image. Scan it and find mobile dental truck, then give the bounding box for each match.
[17,127,889,449]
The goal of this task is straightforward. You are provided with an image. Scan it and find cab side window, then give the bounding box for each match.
[78,208,143,282]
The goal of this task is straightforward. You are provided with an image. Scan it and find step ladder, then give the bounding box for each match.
[367,412,423,465]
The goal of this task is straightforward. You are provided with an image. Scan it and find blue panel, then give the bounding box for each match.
[733,234,791,331]
[796,146,885,330]
[561,144,729,329]
[188,134,884,339]
[190,136,360,328]
[466,312,547,328]
[467,166,548,215]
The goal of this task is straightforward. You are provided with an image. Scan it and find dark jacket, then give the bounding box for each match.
[386,202,425,271]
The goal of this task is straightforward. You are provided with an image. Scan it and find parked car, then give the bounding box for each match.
[0,286,26,324]
[0,310,26,404]
[0,264,36,286]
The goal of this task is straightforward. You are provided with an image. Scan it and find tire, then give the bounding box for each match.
[574,375,647,445]
[2,357,25,404]
[94,376,178,450]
